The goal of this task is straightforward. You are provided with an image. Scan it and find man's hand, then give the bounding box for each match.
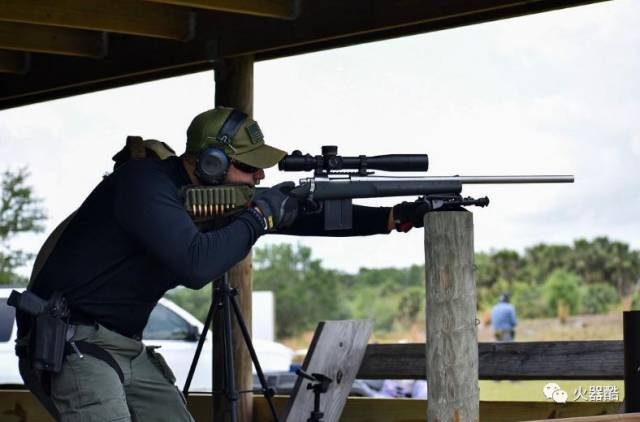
[391,199,433,232]
[391,197,469,232]
[252,182,299,232]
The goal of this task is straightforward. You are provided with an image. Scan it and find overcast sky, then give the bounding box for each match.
[1,0,638,274]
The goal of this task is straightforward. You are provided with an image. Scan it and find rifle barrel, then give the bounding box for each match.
[289,174,574,201]
[346,175,574,184]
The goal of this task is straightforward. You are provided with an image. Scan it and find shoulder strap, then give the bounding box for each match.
[64,341,125,383]
[28,211,77,289]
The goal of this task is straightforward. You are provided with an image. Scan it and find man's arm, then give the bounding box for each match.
[277,205,391,237]
[113,166,266,289]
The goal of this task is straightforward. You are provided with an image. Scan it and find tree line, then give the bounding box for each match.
[169,238,640,339]
[0,168,46,285]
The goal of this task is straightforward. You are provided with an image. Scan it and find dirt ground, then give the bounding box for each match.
[477,311,623,343]
[283,310,624,350]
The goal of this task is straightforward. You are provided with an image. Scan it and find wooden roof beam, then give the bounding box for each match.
[0,0,611,110]
[143,0,300,20]
[0,22,106,58]
[209,0,612,60]
[0,50,29,74]
[0,0,194,41]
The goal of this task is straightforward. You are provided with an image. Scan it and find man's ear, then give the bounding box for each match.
[181,153,201,185]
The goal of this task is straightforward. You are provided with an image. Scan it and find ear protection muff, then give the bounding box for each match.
[196,109,248,185]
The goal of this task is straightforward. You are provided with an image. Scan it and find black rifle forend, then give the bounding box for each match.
[278,146,428,174]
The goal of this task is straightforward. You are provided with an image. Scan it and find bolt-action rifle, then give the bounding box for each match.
[277,146,574,230]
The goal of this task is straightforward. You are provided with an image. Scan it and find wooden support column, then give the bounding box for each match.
[424,211,479,422]
[623,311,640,412]
[212,55,254,422]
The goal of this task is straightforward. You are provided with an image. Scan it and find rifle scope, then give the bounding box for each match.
[278,146,429,173]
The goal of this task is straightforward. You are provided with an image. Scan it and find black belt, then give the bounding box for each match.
[70,317,141,341]
[68,313,98,326]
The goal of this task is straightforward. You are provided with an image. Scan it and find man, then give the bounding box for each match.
[491,292,518,341]
[16,107,429,421]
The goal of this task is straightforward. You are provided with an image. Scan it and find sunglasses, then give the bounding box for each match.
[232,160,261,174]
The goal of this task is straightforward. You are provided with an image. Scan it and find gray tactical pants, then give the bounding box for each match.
[20,324,194,422]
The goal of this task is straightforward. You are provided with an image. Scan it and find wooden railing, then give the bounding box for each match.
[0,339,631,421]
[358,341,624,380]
[0,390,625,422]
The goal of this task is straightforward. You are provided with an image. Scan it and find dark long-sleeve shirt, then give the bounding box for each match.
[28,157,389,338]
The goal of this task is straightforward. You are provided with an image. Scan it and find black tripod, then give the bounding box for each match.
[182,273,280,422]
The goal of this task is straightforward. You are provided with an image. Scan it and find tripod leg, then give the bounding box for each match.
[182,293,216,396]
[222,282,239,422]
[230,294,280,422]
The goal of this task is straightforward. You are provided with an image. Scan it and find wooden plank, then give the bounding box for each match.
[212,62,254,422]
[479,340,624,380]
[624,311,640,412]
[257,397,623,422]
[258,398,623,422]
[0,49,29,74]
[524,414,640,422]
[0,22,106,58]
[425,211,479,421]
[0,389,54,422]
[0,390,623,422]
[211,0,612,59]
[143,0,300,20]
[357,341,624,380]
[283,320,374,422]
[0,0,194,41]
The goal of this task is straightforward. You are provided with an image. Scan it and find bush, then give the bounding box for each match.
[478,279,511,311]
[349,286,399,332]
[396,286,425,325]
[543,270,582,317]
[631,290,640,311]
[511,281,547,319]
[580,283,619,314]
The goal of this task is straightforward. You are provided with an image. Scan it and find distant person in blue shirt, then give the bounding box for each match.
[491,293,517,341]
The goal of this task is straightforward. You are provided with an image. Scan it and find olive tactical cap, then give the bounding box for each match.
[186,107,286,169]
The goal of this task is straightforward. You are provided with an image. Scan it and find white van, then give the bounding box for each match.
[0,288,294,392]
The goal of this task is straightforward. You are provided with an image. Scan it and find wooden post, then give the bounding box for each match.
[623,311,640,412]
[213,55,254,422]
[424,211,479,422]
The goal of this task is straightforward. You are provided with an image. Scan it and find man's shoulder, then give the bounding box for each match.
[493,302,509,312]
[114,157,182,184]
[110,157,189,202]
[116,155,175,174]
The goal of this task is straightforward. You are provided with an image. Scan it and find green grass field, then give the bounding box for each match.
[479,380,623,402]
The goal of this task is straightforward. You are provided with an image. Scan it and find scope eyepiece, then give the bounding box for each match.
[278,146,428,173]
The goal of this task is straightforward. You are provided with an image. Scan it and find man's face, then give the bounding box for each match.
[224,162,265,187]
